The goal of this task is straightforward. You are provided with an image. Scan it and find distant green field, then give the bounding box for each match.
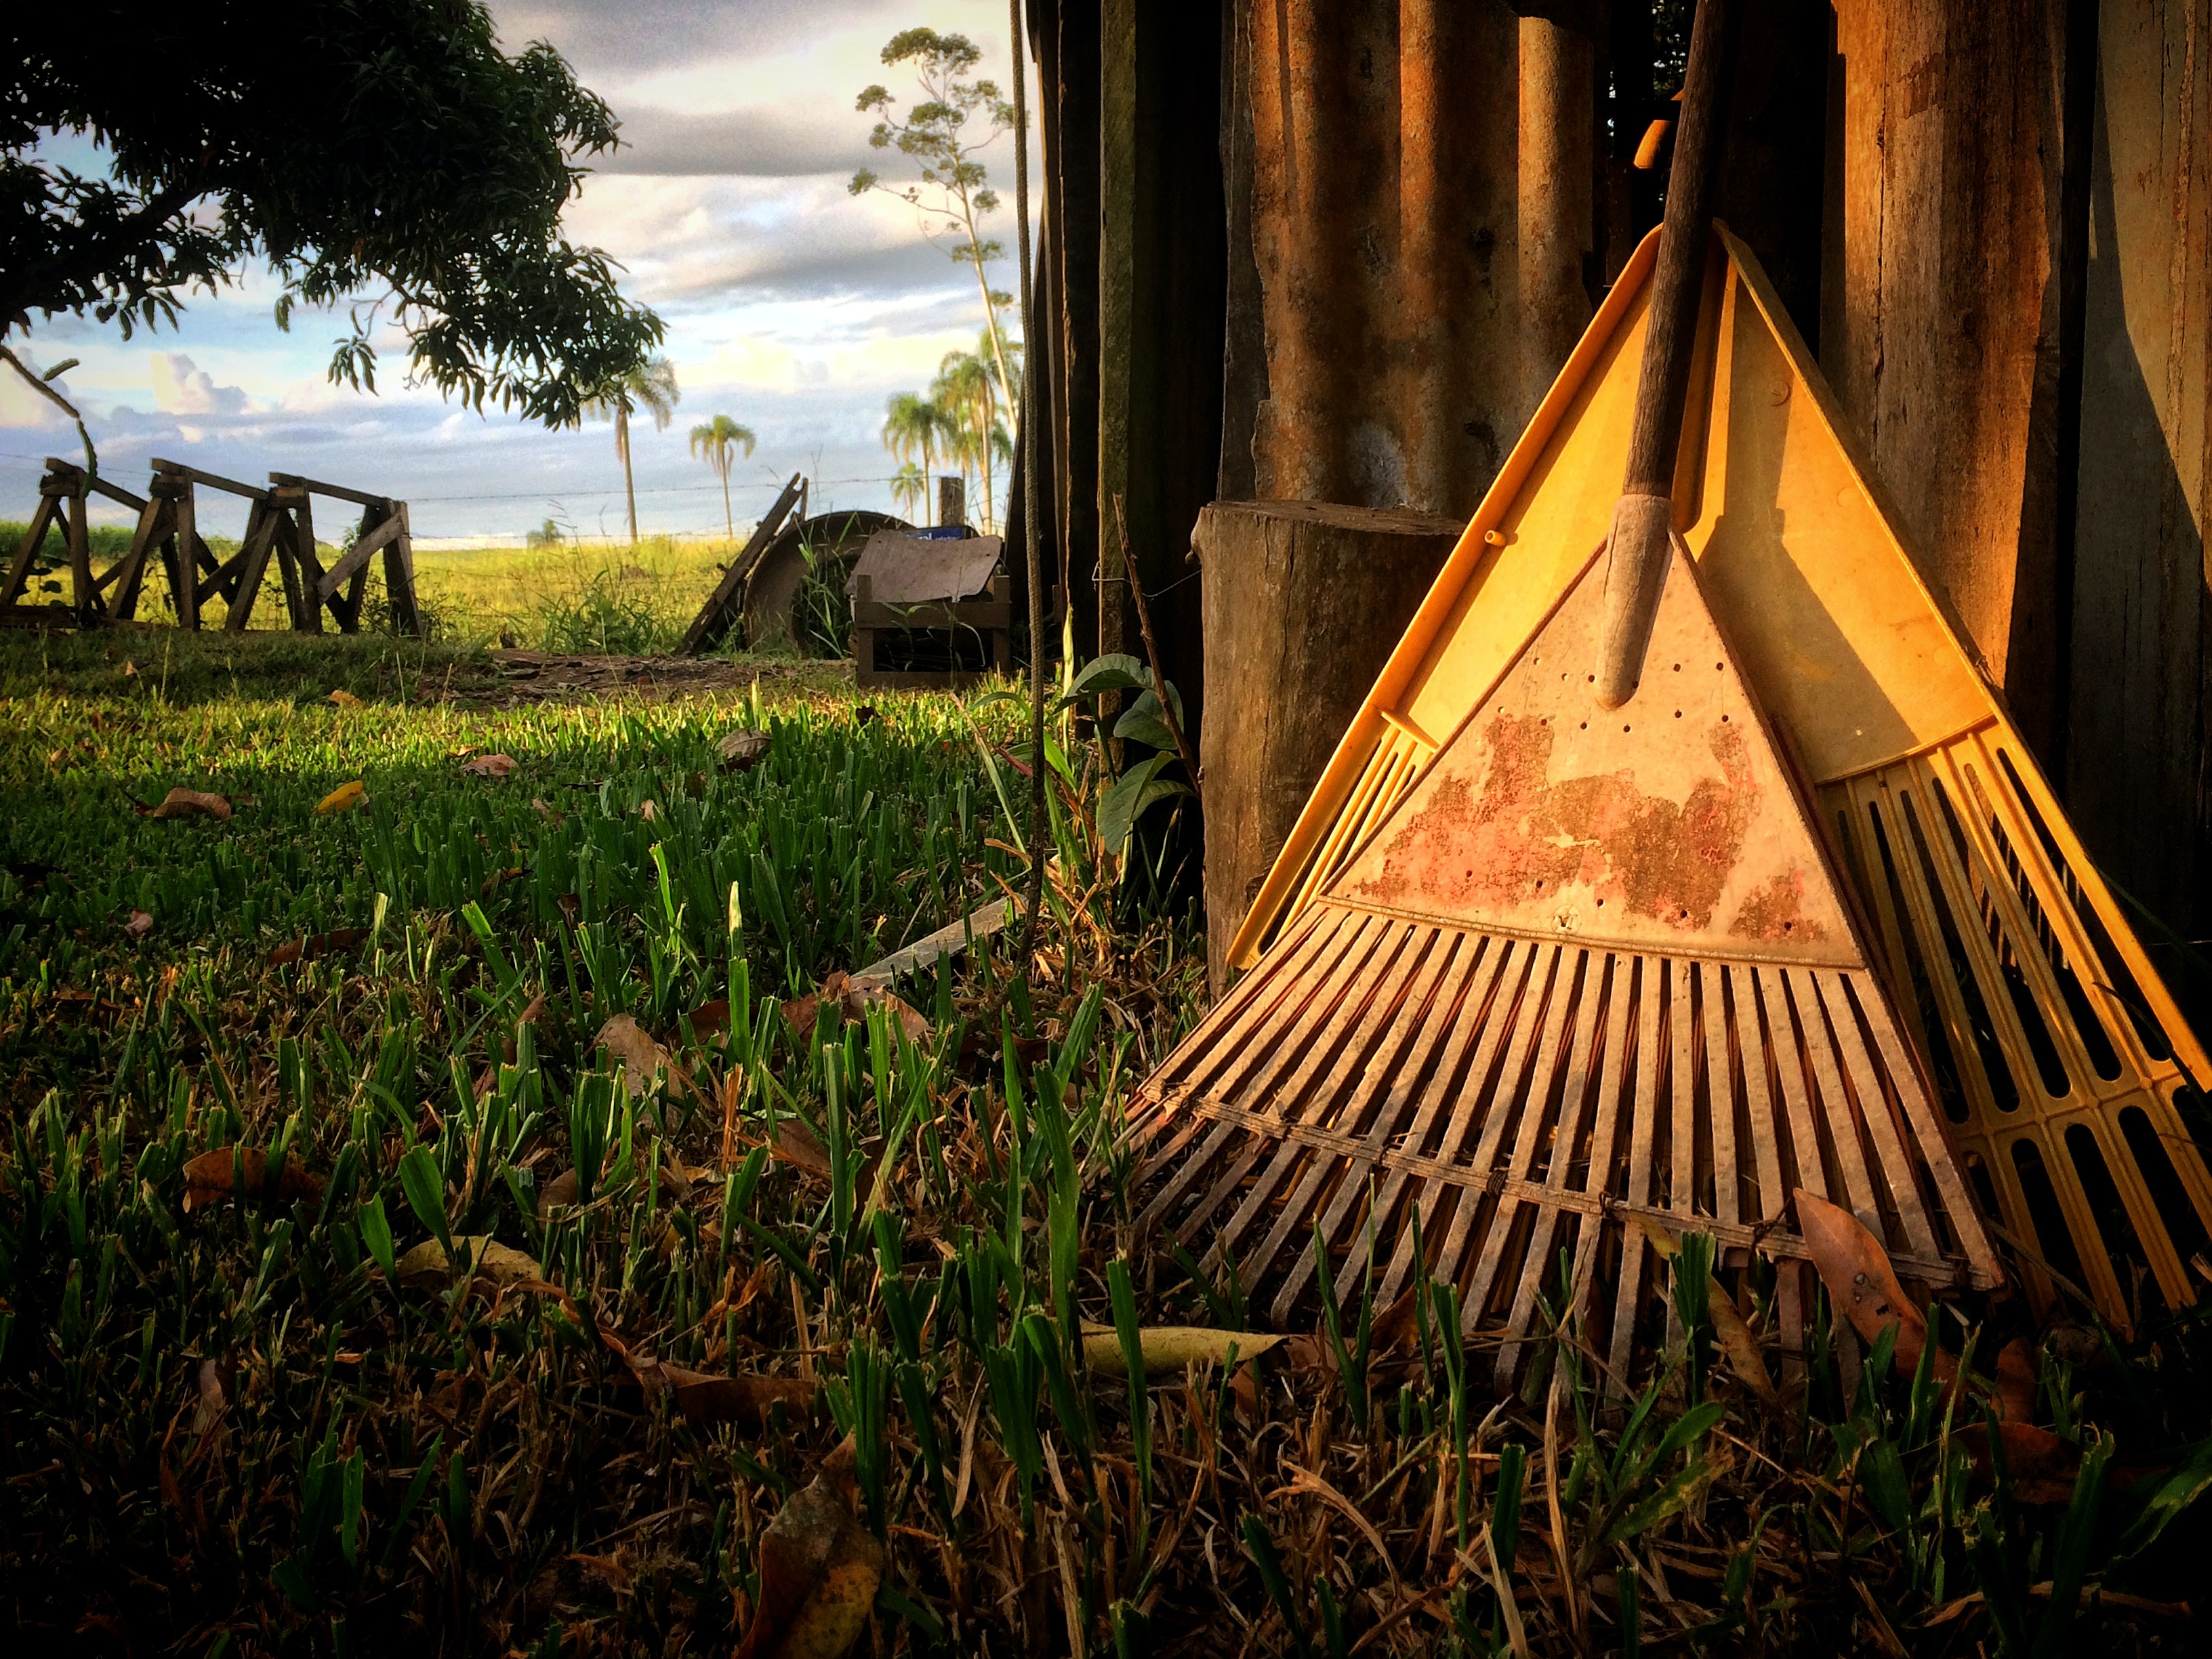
[1,521,746,653]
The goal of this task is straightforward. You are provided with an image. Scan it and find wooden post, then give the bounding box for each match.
[936,474,967,529]
[383,499,422,636]
[1518,11,1597,426]
[1191,499,1462,993]
[65,484,97,628]
[853,573,879,688]
[0,491,58,613]
[171,476,200,630]
[112,497,166,620]
[291,491,326,633]
[224,500,283,632]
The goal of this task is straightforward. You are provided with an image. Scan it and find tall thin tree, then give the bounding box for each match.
[583,354,679,545]
[689,415,757,542]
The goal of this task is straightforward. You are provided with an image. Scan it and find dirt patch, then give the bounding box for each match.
[430,650,851,706]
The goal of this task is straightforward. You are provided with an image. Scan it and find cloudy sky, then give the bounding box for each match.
[1,1,1031,546]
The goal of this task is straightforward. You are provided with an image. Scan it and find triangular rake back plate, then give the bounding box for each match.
[1217,224,2212,1334]
[1129,543,2001,1395]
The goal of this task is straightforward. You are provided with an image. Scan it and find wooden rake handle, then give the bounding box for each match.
[1593,0,1738,710]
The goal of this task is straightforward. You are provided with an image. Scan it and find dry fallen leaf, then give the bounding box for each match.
[531,796,565,825]
[625,1355,818,1426]
[123,909,153,939]
[1636,1214,1780,1406]
[718,729,773,773]
[138,787,231,822]
[327,689,363,710]
[782,972,929,1045]
[462,752,517,780]
[395,1235,542,1287]
[769,1117,836,1182]
[1077,1322,1288,1377]
[1967,1419,2083,1504]
[269,925,371,967]
[595,1013,669,1099]
[638,798,659,823]
[1795,1189,1936,1372]
[182,1147,324,1211]
[194,1355,235,1434]
[734,1439,883,1659]
[316,780,367,815]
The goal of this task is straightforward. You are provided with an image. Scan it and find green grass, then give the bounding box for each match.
[2,627,2210,1657]
[408,537,741,652]
[3,521,746,653]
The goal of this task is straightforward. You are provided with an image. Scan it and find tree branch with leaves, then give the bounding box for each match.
[851,29,1019,418]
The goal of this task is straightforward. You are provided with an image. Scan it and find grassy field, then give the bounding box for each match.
[2,626,2211,1656]
[1,523,745,653]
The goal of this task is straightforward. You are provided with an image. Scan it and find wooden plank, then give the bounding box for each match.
[316,511,404,602]
[150,457,270,501]
[679,472,803,653]
[0,492,58,610]
[382,500,422,636]
[2064,0,2212,977]
[851,598,1015,630]
[272,506,307,631]
[66,489,100,626]
[268,471,396,510]
[222,501,285,632]
[43,458,148,513]
[172,482,200,630]
[110,498,167,620]
[290,497,325,633]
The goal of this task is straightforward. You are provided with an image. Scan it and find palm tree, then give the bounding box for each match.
[890,462,928,520]
[881,392,945,483]
[930,342,1017,534]
[583,356,680,545]
[689,415,757,542]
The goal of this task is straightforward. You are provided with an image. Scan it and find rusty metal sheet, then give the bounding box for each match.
[1331,540,1856,966]
[844,531,1002,605]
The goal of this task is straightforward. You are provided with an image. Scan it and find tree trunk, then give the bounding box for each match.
[1193,499,1463,994]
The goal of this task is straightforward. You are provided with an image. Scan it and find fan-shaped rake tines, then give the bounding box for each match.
[1128,541,2003,1396]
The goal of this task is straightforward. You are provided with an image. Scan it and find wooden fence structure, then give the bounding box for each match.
[1,456,421,636]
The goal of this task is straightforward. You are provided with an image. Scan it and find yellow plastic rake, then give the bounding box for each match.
[1205,222,2212,1339]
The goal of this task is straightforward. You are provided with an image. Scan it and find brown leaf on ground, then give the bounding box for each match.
[316,780,367,815]
[782,972,928,1045]
[1795,1190,1934,1377]
[194,1355,235,1433]
[461,752,518,780]
[718,729,773,773]
[269,926,371,967]
[771,1117,836,1182]
[734,1439,884,1659]
[182,1148,324,1211]
[687,998,731,1045]
[638,798,659,822]
[138,787,232,822]
[1965,1420,2083,1504]
[328,689,363,709]
[124,909,153,938]
[625,1355,818,1426]
[595,1014,668,1099]
[395,1235,542,1287]
[1994,1338,2037,1422]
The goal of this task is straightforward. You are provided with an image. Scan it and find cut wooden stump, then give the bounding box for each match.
[1192,499,1461,996]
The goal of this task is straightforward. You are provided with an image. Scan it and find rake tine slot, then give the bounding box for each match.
[1294,937,1490,1315]
[1606,957,1666,1397]
[1261,930,1465,1321]
[1377,939,1537,1307]
[1702,962,1741,1229]
[1788,966,1883,1236]
[1224,924,1435,1279]
[1817,969,1940,1261]
[1188,918,1412,1269]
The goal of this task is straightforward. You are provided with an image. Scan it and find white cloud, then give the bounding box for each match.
[152,353,252,417]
